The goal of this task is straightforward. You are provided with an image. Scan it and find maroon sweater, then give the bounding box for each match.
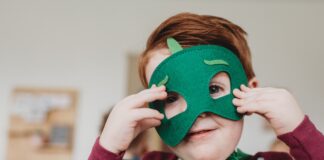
[88,116,324,160]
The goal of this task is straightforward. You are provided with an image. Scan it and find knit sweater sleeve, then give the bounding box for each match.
[278,115,324,160]
[88,137,125,160]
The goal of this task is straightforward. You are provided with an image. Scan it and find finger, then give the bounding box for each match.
[245,86,277,93]
[240,85,273,94]
[132,108,164,121]
[122,86,162,103]
[232,98,241,106]
[139,118,162,131]
[240,84,251,92]
[236,103,259,114]
[236,86,276,100]
[240,85,264,98]
[232,95,258,106]
[233,91,266,107]
[236,98,269,115]
[139,85,165,95]
[233,88,245,99]
[232,89,265,106]
[126,90,167,109]
[237,106,266,115]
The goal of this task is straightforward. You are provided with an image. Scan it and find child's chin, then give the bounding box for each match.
[185,147,226,160]
[181,133,234,159]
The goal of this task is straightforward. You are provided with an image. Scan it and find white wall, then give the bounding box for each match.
[0,1,323,159]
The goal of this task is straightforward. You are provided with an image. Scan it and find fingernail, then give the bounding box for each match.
[160,113,164,118]
[236,107,243,112]
[158,85,166,89]
[161,91,167,96]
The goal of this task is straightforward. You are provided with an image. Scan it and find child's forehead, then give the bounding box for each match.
[145,48,171,83]
[147,46,231,85]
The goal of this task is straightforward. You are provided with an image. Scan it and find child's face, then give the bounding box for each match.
[146,48,244,160]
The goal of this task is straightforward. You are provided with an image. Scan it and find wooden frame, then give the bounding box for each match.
[6,87,78,160]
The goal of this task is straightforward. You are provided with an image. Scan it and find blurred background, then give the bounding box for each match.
[1,0,324,160]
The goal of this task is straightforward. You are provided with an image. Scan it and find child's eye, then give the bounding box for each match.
[209,84,225,99]
[163,92,187,119]
[165,93,178,104]
[209,84,222,94]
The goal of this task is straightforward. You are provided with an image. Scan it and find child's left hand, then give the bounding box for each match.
[232,85,305,136]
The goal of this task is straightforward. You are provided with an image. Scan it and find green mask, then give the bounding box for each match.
[148,38,248,146]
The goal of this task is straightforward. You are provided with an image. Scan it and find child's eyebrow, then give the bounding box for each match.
[203,59,229,66]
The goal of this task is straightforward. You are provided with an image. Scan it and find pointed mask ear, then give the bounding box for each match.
[167,37,183,54]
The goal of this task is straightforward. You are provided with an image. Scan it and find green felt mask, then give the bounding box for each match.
[148,38,248,146]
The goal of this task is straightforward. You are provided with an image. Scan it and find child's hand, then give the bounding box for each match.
[232,85,305,136]
[99,85,167,154]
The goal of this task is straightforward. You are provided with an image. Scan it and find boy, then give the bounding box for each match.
[89,13,324,160]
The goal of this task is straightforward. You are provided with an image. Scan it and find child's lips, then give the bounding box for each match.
[185,128,217,141]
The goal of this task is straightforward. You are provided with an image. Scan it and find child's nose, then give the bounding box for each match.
[198,112,207,118]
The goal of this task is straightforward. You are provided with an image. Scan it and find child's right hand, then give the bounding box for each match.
[99,85,167,154]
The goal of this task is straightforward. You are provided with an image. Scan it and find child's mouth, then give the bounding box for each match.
[185,129,217,141]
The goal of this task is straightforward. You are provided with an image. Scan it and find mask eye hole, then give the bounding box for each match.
[163,92,187,119]
[209,72,231,99]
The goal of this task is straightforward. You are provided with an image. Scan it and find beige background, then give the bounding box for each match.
[0,1,323,159]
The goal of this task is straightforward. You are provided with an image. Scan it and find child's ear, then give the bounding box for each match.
[248,77,259,88]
